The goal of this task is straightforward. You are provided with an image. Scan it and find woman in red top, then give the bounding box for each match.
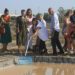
[0,8,12,52]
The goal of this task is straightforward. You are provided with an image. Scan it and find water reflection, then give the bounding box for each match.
[0,63,75,75]
[31,63,75,75]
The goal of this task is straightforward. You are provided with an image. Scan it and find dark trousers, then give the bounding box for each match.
[63,38,67,51]
[38,38,47,53]
[51,30,64,54]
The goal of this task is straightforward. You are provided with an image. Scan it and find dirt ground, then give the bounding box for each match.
[0,63,75,75]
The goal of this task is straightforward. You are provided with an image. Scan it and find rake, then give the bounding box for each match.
[15,37,33,65]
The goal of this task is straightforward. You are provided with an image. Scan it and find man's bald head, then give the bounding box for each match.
[48,8,54,15]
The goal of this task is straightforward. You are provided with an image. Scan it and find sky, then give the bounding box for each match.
[0,0,75,14]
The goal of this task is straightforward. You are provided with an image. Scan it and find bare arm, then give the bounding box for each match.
[65,17,71,34]
[32,27,41,38]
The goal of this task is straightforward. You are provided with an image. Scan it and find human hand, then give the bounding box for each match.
[64,32,68,36]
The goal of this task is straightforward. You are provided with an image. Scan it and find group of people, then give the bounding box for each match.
[0,8,75,56]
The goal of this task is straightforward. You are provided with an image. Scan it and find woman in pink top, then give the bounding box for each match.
[26,9,33,50]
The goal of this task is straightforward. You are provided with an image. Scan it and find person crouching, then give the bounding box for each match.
[32,18,48,55]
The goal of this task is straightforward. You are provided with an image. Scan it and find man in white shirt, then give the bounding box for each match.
[48,8,64,55]
[32,18,48,54]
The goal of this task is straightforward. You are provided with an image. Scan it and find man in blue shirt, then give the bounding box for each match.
[48,8,64,55]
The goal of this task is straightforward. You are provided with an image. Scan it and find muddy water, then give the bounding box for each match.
[0,63,75,75]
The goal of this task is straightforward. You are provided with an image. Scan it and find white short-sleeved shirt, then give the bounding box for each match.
[41,19,46,27]
[50,13,60,33]
[37,21,48,41]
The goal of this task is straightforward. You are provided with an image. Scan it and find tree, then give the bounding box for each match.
[43,13,50,22]
[58,7,66,23]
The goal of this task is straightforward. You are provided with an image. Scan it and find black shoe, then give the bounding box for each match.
[40,49,48,55]
[58,52,64,55]
[53,53,58,56]
[28,48,33,51]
